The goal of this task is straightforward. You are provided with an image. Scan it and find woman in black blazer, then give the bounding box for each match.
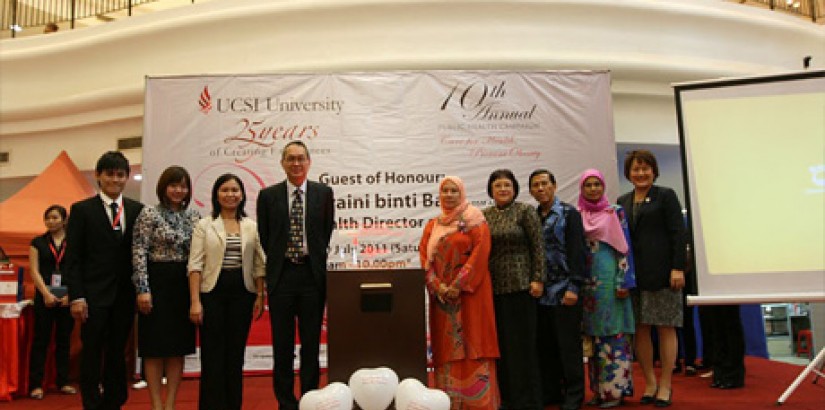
[617,150,685,408]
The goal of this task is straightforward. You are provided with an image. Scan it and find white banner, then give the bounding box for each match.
[143,70,619,373]
[144,70,618,268]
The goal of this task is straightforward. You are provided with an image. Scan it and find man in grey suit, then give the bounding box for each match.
[257,141,335,410]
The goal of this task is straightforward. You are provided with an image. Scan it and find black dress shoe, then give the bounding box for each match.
[561,398,584,410]
[710,381,721,388]
[717,382,744,389]
[599,399,623,409]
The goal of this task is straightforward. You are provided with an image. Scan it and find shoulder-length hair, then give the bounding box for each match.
[156,166,192,209]
[210,173,247,220]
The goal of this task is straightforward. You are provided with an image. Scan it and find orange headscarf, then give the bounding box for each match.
[424,176,486,269]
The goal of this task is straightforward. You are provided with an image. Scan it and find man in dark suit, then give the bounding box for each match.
[65,151,144,410]
[257,141,335,410]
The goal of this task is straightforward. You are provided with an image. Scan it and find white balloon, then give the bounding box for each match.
[395,378,426,410]
[406,388,450,410]
[300,382,354,410]
[348,367,399,410]
[393,378,450,410]
[395,378,425,410]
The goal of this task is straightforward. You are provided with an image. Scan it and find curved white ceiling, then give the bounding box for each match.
[1,0,822,135]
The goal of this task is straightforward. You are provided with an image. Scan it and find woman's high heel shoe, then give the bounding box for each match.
[640,388,658,405]
[654,389,672,408]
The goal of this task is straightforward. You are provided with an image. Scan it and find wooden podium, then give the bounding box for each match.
[326,269,427,384]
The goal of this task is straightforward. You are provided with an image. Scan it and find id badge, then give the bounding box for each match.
[51,273,62,287]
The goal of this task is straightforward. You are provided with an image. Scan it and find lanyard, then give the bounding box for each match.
[111,202,123,229]
[48,239,66,270]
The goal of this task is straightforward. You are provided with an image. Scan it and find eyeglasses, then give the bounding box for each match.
[284,156,308,163]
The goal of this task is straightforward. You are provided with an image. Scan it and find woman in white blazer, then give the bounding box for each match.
[188,173,265,410]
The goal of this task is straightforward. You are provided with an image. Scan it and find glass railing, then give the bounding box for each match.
[2,0,822,40]
[734,0,824,22]
[0,0,195,38]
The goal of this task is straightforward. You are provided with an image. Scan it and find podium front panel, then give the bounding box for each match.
[327,269,427,384]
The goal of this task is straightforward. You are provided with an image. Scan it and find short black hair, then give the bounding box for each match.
[281,141,311,161]
[528,169,556,187]
[486,169,519,199]
[156,166,192,209]
[623,149,659,181]
[95,151,130,175]
[210,173,247,220]
[44,204,68,220]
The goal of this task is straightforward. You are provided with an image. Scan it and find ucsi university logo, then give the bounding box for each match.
[199,86,213,114]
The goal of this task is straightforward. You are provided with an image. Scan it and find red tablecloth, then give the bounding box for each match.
[0,305,33,401]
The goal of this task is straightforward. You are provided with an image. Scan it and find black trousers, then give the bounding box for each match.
[708,305,746,386]
[681,295,698,367]
[494,291,542,410]
[79,291,135,410]
[199,269,255,410]
[268,261,324,410]
[536,303,584,409]
[29,298,74,389]
[698,306,715,367]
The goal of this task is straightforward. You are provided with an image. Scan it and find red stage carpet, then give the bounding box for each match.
[6,357,823,410]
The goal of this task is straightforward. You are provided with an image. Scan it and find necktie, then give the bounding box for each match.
[287,189,304,261]
[110,202,123,239]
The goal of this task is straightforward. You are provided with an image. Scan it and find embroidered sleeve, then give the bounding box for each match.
[419,219,442,294]
[131,207,155,294]
[452,222,492,293]
[616,206,637,289]
[522,204,546,283]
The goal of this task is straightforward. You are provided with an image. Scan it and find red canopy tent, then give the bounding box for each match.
[0,151,94,399]
[0,151,95,296]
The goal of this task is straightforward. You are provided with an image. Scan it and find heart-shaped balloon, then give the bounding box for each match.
[394,378,425,410]
[394,378,450,410]
[299,382,354,410]
[348,367,399,410]
[406,387,450,410]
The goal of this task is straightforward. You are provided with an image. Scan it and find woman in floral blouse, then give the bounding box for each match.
[132,166,200,410]
[419,176,499,410]
[482,169,545,410]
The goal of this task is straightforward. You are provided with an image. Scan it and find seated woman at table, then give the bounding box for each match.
[28,205,76,399]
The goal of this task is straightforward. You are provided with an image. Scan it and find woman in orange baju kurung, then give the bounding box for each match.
[419,176,500,410]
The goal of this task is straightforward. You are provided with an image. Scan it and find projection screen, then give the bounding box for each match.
[675,70,825,304]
